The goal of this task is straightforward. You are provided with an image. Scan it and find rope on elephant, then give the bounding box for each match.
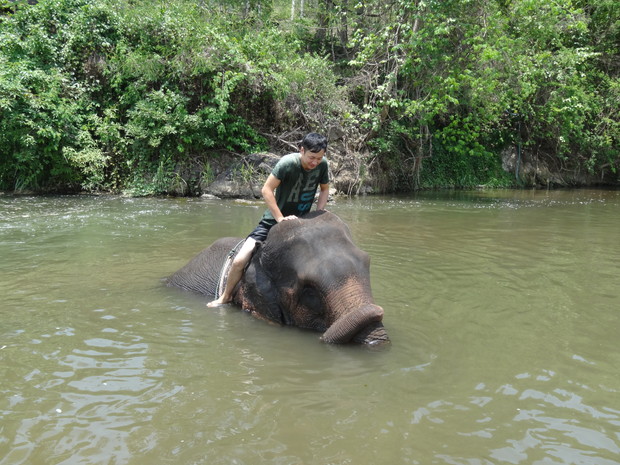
[214,239,246,299]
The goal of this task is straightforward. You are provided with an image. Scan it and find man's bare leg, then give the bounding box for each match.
[207,238,257,307]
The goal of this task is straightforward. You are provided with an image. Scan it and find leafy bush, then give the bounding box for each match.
[1,0,354,193]
[0,0,117,191]
[1,0,618,193]
[348,0,619,188]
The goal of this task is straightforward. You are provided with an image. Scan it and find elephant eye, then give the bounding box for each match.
[298,285,323,314]
[292,285,327,330]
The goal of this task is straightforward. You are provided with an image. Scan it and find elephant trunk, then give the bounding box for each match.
[351,321,390,345]
[321,304,384,344]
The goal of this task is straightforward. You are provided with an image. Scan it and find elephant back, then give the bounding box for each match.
[167,237,243,296]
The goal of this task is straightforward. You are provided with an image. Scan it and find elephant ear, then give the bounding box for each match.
[236,245,285,324]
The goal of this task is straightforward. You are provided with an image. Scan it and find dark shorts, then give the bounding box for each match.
[247,220,275,242]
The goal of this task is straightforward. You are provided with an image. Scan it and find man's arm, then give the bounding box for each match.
[261,174,290,222]
[316,183,329,210]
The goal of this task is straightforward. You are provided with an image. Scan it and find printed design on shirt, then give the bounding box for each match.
[287,170,321,214]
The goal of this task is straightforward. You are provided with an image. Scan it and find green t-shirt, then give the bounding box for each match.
[261,153,330,224]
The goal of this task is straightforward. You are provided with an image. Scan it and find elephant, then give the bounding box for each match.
[166,210,389,345]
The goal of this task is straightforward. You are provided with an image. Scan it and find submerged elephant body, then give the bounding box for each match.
[167,211,389,345]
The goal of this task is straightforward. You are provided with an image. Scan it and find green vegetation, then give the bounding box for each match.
[1,0,618,194]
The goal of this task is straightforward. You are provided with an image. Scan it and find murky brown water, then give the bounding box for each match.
[1,190,619,465]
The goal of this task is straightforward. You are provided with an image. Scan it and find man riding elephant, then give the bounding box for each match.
[168,132,388,345]
[167,210,389,345]
[207,132,330,308]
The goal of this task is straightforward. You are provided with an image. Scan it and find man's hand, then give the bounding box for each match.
[277,215,298,222]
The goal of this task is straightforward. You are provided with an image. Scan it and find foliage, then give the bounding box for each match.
[347,0,619,188]
[0,0,346,193]
[0,0,618,194]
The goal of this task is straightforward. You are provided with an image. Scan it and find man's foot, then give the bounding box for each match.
[207,296,229,307]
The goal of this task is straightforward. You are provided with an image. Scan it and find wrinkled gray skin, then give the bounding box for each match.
[167,211,389,345]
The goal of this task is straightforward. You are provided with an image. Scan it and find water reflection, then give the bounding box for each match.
[1,192,619,465]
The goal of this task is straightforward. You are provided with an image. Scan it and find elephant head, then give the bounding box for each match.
[167,211,389,345]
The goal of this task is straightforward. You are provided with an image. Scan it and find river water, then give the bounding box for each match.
[1,190,618,465]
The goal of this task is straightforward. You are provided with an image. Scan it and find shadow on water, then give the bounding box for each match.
[1,191,619,465]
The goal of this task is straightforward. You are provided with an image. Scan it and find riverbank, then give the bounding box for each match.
[156,135,620,198]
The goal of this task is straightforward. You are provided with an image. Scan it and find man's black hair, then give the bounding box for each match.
[299,132,328,153]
